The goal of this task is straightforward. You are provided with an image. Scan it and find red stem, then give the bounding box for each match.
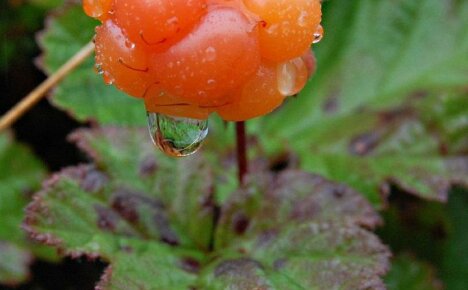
[236,121,248,185]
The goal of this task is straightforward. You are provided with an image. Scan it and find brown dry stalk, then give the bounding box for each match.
[0,41,94,132]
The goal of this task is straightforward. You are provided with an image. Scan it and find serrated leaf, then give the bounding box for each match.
[214,171,381,248]
[385,254,442,290]
[69,128,216,249]
[0,133,52,285]
[252,0,468,205]
[205,170,389,289]
[37,5,145,125]
[25,127,389,289]
[24,128,215,289]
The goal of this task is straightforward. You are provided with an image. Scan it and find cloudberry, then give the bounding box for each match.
[85,0,322,121]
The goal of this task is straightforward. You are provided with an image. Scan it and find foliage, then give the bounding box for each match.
[24,127,390,289]
[378,188,468,290]
[0,133,55,286]
[36,5,145,125]
[441,188,468,290]
[255,0,468,205]
[0,0,49,72]
[36,0,468,208]
[385,254,442,290]
[0,0,466,288]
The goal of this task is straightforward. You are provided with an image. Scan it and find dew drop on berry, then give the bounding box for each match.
[147,112,209,157]
[243,0,322,61]
[313,25,324,44]
[205,47,217,61]
[276,57,308,96]
[298,11,308,27]
[95,64,104,75]
[277,63,296,96]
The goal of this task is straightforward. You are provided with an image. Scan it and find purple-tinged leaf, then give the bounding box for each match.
[25,127,389,289]
[0,132,54,286]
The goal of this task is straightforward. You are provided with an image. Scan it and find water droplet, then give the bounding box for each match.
[124,39,135,49]
[266,23,279,34]
[313,25,324,44]
[276,58,307,96]
[95,64,104,75]
[103,72,114,85]
[167,16,179,26]
[207,79,216,88]
[205,47,217,61]
[277,62,296,96]
[298,11,308,27]
[147,112,208,157]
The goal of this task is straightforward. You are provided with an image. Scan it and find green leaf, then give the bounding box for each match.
[0,1,47,72]
[206,170,389,289]
[253,0,468,205]
[25,127,390,289]
[377,187,468,290]
[441,188,468,290]
[0,132,52,285]
[0,242,32,286]
[25,127,215,289]
[385,254,442,290]
[37,5,145,125]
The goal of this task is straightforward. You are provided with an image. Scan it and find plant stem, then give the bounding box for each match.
[236,121,248,185]
[0,41,94,132]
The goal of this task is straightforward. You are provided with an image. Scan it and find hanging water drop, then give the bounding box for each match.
[276,57,308,96]
[276,61,296,96]
[147,112,209,157]
[313,25,324,44]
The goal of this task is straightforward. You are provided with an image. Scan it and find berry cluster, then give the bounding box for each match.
[84,0,322,121]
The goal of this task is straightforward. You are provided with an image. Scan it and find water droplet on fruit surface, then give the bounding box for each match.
[276,61,296,96]
[102,72,114,85]
[147,112,209,157]
[207,79,216,88]
[167,16,179,26]
[298,11,308,27]
[276,57,308,96]
[313,25,324,43]
[95,64,104,75]
[205,46,217,61]
[124,39,135,49]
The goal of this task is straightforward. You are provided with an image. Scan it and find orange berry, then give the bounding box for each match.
[113,0,207,51]
[144,85,211,120]
[218,51,314,121]
[95,20,153,98]
[82,0,113,21]
[243,0,321,61]
[86,0,322,121]
[217,61,284,121]
[150,6,261,107]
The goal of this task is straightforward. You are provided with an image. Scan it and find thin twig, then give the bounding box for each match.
[0,41,94,132]
[236,121,248,185]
